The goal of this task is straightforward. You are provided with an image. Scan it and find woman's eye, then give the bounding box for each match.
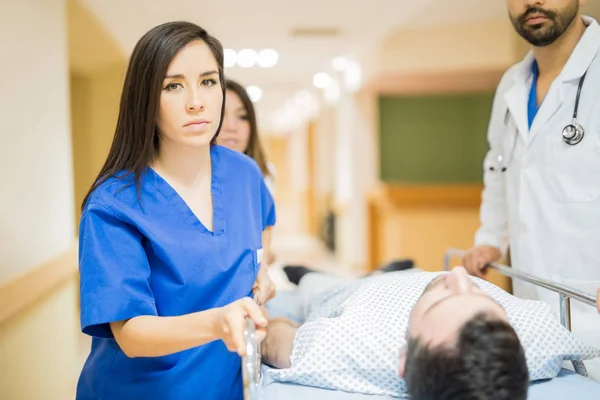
[239,114,249,121]
[202,78,217,87]
[164,82,182,91]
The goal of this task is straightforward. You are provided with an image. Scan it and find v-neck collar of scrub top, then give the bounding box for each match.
[146,144,225,236]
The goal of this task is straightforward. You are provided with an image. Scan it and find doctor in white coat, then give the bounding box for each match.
[463,0,600,379]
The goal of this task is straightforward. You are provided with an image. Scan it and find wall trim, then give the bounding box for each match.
[370,183,484,209]
[0,243,78,325]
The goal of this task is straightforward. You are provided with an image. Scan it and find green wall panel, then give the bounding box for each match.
[379,92,494,183]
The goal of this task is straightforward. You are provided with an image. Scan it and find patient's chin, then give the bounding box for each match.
[262,319,296,369]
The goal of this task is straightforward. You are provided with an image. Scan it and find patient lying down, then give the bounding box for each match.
[262,267,530,400]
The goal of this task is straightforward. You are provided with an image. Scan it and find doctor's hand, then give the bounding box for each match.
[463,245,502,279]
[252,264,276,305]
[214,297,267,357]
[596,288,600,313]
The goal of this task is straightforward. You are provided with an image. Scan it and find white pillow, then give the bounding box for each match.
[267,271,600,397]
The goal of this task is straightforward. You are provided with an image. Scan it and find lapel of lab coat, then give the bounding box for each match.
[504,53,533,144]
[504,16,600,148]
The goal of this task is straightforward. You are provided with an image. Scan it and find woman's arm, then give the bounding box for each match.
[262,226,273,267]
[252,228,277,305]
[110,298,267,358]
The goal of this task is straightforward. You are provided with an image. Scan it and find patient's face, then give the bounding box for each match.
[407,267,508,346]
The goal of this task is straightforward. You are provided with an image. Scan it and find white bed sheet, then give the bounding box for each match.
[262,367,600,399]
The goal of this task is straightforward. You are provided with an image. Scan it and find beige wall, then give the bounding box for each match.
[331,90,379,271]
[313,106,335,200]
[67,0,124,76]
[0,0,74,282]
[0,277,80,400]
[379,19,516,74]
[69,0,126,228]
[0,1,81,399]
[70,74,93,226]
[71,64,124,229]
[88,65,124,175]
[0,1,126,399]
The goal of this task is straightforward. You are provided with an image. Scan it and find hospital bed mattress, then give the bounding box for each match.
[261,367,600,399]
[264,289,600,399]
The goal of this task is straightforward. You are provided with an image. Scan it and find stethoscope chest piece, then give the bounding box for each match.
[562,122,585,145]
[561,69,588,146]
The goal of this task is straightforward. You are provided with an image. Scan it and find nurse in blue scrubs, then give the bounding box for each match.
[76,21,276,400]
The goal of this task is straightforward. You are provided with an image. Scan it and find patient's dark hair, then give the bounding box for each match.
[404,312,529,400]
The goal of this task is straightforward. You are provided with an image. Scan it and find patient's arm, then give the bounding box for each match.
[262,317,297,369]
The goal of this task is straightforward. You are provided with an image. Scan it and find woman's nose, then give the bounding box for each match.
[448,266,472,294]
[222,115,237,132]
[186,89,204,112]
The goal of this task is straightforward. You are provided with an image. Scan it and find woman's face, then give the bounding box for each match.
[156,40,223,149]
[216,89,251,153]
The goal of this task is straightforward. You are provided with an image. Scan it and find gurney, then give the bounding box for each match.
[242,249,600,399]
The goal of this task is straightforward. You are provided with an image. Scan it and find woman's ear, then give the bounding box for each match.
[398,346,407,378]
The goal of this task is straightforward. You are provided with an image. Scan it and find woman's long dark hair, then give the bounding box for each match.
[81,21,226,210]
[224,79,270,178]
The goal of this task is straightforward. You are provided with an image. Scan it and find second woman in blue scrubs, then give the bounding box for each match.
[77,21,276,400]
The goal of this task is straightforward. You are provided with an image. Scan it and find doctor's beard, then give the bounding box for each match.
[510,4,578,47]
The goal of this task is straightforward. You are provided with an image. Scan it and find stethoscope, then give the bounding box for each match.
[490,70,588,173]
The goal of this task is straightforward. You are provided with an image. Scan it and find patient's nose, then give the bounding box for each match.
[448,266,472,294]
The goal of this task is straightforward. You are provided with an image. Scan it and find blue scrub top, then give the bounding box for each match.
[76,145,276,400]
[528,60,541,129]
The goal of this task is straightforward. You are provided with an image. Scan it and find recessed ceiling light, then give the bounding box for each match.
[313,72,331,89]
[332,56,349,71]
[237,49,258,68]
[257,49,279,68]
[224,49,237,68]
[246,85,263,102]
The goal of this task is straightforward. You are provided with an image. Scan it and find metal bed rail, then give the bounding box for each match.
[242,289,264,400]
[444,247,598,376]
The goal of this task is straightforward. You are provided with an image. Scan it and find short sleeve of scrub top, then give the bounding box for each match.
[76,145,276,400]
[79,202,157,338]
[260,170,276,229]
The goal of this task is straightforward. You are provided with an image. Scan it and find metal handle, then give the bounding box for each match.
[444,248,598,376]
[242,289,263,400]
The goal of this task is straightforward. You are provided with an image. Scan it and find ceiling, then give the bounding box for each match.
[81,0,600,131]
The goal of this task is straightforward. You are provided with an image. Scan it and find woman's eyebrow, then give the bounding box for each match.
[164,70,218,79]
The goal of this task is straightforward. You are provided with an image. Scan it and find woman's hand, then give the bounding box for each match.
[213,297,267,356]
[596,288,600,313]
[252,264,276,305]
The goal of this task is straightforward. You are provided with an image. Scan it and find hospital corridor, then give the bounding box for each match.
[2,1,600,399]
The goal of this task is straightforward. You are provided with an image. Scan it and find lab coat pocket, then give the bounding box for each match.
[545,136,600,203]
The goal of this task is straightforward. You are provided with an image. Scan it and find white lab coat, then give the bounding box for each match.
[475,16,600,379]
